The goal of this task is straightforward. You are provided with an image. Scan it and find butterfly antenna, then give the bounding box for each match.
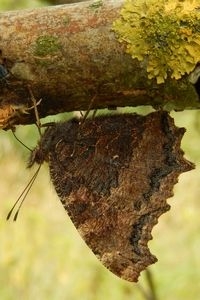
[7,164,41,221]
[12,130,32,151]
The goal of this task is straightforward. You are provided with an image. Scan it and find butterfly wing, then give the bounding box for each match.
[48,112,194,282]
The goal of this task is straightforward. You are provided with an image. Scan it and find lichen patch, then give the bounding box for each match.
[113,0,200,84]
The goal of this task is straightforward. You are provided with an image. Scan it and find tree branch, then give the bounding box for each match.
[0,0,199,129]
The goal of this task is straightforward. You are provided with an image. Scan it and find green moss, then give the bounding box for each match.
[113,0,200,83]
[89,0,103,10]
[62,16,70,25]
[34,35,62,57]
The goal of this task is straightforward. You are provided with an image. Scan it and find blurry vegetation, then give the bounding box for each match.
[47,0,88,4]
[0,0,47,10]
[0,1,200,300]
[0,0,89,10]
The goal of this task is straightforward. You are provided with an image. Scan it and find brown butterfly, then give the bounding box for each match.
[22,110,193,282]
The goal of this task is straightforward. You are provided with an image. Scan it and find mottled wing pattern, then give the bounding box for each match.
[45,111,193,282]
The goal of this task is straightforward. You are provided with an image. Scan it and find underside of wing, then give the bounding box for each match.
[48,112,194,281]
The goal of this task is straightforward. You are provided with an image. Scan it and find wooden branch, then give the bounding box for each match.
[0,0,199,128]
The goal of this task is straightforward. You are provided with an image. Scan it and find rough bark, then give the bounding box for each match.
[0,0,199,128]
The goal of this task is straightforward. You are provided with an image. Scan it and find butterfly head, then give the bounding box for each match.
[27,119,79,168]
[27,125,56,168]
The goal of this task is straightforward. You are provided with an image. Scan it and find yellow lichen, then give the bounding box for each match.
[113,0,200,84]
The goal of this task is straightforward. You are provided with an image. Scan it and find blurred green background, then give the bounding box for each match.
[1,1,200,299]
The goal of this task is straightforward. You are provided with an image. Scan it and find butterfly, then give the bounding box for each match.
[21,111,195,281]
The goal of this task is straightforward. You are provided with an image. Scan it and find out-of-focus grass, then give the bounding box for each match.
[0,0,47,11]
[0,110,200,300]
